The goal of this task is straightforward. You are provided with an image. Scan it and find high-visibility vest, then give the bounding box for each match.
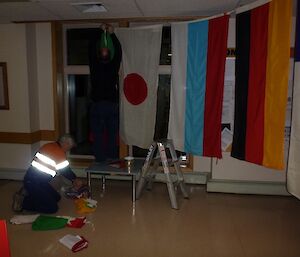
[31,142,69,177]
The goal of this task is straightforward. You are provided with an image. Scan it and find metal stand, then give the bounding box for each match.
[136,139,189,209]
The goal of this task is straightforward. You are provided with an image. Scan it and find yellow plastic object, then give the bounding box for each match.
[74,198,96,214]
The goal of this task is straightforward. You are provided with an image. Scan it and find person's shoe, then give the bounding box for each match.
[12,187,27,212]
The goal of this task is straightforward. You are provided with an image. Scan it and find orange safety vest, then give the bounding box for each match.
[31,142,70,177]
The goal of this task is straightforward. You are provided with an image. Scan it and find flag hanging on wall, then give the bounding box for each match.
[231,0,292,170]
[287,0,300,199]
[115,25,162,149]
[168,15,229,158]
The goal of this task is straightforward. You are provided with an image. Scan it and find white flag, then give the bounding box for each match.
[116,25,162,149]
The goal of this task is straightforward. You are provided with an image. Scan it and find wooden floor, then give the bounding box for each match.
[1,179,300,257]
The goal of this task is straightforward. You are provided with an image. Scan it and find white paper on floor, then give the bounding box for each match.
[10,214,40,225]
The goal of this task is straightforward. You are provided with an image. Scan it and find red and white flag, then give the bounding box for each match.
[116,25,162,149]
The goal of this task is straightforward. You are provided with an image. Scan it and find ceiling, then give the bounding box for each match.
[0,0,264,24]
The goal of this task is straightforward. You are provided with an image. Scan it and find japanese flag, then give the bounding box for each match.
[116,25,162,149]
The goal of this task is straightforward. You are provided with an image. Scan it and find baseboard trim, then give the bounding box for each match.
[0,168,208,183]
[0,168,289,196]
[207,178,290,196]
[72,168,209,184]
[152,171,208,184]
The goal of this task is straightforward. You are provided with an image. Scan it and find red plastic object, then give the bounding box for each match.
[67,217,87,229]
[0,220,11,257]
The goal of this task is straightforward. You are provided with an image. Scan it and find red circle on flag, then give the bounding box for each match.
[123,73,148,105]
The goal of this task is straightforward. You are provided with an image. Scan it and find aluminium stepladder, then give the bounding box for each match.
[136,139,189,209]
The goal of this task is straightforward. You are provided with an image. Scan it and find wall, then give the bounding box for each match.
[0,23,54,170]
[36,23,54,130]
[26,24,40,132]
[0,24,30,132]
[0,16,296,187]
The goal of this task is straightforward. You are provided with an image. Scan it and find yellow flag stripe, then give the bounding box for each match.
[263,0,292,169]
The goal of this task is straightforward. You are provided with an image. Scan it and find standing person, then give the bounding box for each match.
[88,23,122,162]
[20,134,82,213]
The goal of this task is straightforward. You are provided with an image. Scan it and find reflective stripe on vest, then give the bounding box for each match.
[35,152,56,168]
[31,160,56,177]
[56,160,69,170]
[31,152,70,176]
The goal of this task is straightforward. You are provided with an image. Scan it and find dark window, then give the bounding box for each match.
[68,74,92,155]
[154,74,171,140]
[66,28,99,65]
[67,26,172,66]
[160,26,171,65]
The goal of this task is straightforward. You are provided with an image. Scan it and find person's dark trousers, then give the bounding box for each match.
[22,167,61,214]
[23,181,61,214]
[90,101,119,162]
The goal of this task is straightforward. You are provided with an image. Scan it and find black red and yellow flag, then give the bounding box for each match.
[231,0,292,170]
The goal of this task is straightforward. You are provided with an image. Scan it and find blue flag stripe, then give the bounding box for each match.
[184,20,208,155]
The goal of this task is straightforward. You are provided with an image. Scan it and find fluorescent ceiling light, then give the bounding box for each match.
[71,2,107,13]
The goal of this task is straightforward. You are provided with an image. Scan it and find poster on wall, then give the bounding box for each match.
[284,59,294,157]
[221,57,235,152]
[285,59,294,127]
[222,57,235,126]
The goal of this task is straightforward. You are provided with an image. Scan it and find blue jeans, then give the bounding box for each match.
[23,167,61,214]
[90,101,119,162]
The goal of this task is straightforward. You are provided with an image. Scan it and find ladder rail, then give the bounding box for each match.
[169,141,189,198]
[136,142,156,198]
[157,142,178,209]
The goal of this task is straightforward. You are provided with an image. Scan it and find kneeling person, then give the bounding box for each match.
[22,134,81,214]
